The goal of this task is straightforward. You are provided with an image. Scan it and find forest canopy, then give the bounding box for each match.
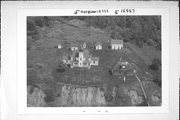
[27,16,161,50]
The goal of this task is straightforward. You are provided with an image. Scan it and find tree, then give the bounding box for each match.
[149,58,161,71]
[153,77,161,87]
[27,18,37,32]
[110,27,123,39]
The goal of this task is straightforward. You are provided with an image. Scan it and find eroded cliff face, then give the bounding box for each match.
[54,85,106,107]
[27,80,161,107]
[27,85,46,107]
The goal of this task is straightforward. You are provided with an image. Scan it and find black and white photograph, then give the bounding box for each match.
[1,1,179,120]
[27,16,162,107]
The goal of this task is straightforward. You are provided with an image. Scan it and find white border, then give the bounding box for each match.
[17,8,169,115]
[1,1,179,120]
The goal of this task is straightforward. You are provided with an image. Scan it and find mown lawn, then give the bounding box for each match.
[52,42,139,86]
[28,19,154,88]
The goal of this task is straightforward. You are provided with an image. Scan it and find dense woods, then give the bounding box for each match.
[78,16,161,49]
[27,16,161,50]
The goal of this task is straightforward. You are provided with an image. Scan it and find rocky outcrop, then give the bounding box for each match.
[151,90,161,106]
[53,83,145,106]
[27,80,161,107]
[125,89,144,105]
[115,85,144,106]
[54,85,106,107]
[142,81,161,106]
[27,85,46,107]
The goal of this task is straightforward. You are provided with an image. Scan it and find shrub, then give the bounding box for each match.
[108,45,111,49]
[44,89,55,103]
[149,63,159,71]
[34,17,44,27]
[27,70,39,85]
[108,70,113,75]
[56,68,65,73]
[136,99,148,106]
[149,58,161,71]
[43,17,51,27]
[56,64,65,73]
[27,19,37,32]
[104,94,113,102]
[100,87,105,92]
[153,77,161,87]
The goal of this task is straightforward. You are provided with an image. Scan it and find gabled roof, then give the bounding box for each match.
[71,46,78,48]
[91,57,99,61]
[82,50,91,58]
[62,56,68,60]
[71,50,78,58]
[71,49,91,58]
[70,43,79,48]
[95,42,102,46]
[111,40,123,44]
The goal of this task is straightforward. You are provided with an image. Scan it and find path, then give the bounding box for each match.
[134,70,150,106]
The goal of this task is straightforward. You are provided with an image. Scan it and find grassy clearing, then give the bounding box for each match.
[52,43,141,86]
[27,18,162,106]
[127,43,161,66]
[27,20,157,88]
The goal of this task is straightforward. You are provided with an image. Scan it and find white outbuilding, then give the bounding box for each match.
[58,44,62,49]
[70,46,78,51]
[69,43,79,51]
[111,40,123,50]
[82,43,86,49]
[95,42,102,50]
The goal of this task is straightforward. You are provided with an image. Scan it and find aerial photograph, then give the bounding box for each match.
[27,16,161,107]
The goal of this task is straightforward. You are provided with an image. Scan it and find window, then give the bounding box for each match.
[74,62,78,65]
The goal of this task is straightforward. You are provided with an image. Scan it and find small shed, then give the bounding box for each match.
[111,40,123,50]
[91,57,99,65]
[71,47,78,51]
[82,43,86,49]
[95,42,102,50]
[58,44,62,49]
